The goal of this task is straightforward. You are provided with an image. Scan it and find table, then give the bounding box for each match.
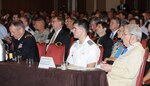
[0,62,108,86]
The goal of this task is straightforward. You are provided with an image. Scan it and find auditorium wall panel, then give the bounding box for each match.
[1,0,54,14]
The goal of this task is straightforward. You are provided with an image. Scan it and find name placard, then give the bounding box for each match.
[38,56,56,69]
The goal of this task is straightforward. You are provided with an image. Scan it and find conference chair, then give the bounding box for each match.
[45,42,65,65]
[37,43,46,58]
[136,48,149,86]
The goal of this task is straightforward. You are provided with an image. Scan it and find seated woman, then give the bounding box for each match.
[104,25,125,62]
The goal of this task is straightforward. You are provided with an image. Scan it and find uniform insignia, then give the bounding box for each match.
[28,28,31,31]
[87,40,93,45]
[25,34,32,38]
[18,43,23,48]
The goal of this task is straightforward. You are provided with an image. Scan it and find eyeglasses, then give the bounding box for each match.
[118,30,123,33]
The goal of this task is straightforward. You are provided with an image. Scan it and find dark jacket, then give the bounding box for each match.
[48,28,71,60]
[14,31,39,62]
[97,34,114,60]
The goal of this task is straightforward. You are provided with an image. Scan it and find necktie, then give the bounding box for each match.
[50,33,56,44]
[110,32,114,39]
[122,48,128,54]
[46,33,56,51]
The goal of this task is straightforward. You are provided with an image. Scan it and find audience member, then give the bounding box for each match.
[117,0,130,13]
[89,17,100,41]
[109,17,121,41]
[46,16,71,60]
[34,17,49,43]
[105,25,125,62]
[0,23,11,44]
[9,20,39,62]
[65,17,77,45]
[65,17,76,34]
[95,21,113,60]
[101,24,145,86]
[67,19,100,68]
[129,18,148,39]
[20,16,35,35]
[12,13,20,22]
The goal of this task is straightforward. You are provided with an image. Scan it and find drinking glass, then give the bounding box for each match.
[26,58,34,67]
[16,55,22,64]
[61,61,68,70]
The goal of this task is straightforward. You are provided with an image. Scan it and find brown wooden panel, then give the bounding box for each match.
[126,0,150,13]
[126,0,134,11]
[1,0,54,14]
[77,0,86,13]
[57,0,68,12]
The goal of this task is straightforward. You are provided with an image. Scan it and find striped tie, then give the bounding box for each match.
[110,32,114,39]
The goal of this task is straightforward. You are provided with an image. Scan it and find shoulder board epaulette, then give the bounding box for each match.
[74,40,77,43]
[25,34,32,38]
[87,40,94,45]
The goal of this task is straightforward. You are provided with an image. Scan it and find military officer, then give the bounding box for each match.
[9,20,39,62]
[67,19,100,68]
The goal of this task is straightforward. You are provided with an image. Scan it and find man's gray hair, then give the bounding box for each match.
[124,24,142,42]
[10,20,25,30]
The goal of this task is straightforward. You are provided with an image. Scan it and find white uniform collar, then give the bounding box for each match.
[76,36,91,45]
[25,26,30,31]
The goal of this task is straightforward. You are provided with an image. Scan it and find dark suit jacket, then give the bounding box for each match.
[117,3,130,12]
[48,28,71,60]
[109,31,119,42]
[142,32,148,39]
[13,31,39,62]
[97,34,114,60]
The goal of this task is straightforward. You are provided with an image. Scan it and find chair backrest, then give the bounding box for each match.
[97,45,104,64]
[45,44,65,65]
[70,36,75,47]
[145,80,150,85]
[141,39,147,49]
[37,43,46,58]
[136,48,149,86]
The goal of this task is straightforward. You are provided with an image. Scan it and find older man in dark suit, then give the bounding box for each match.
[46,16,71,60]
[109,17,121,42]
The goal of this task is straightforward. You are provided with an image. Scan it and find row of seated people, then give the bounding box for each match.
[4,13,150,86]
[0,7,148,86]
[1,7,150,86]
[37,16,150,86]
[36,18,149,86]
[6,16,149,63]
[4,14,148,61]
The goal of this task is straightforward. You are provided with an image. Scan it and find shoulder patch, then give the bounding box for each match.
[87,40,94,45]
[25,34,32,38]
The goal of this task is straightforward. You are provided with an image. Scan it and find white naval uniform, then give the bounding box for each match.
[67,36,100,68]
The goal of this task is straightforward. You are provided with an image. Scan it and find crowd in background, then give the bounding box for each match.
[0,0,150,85]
